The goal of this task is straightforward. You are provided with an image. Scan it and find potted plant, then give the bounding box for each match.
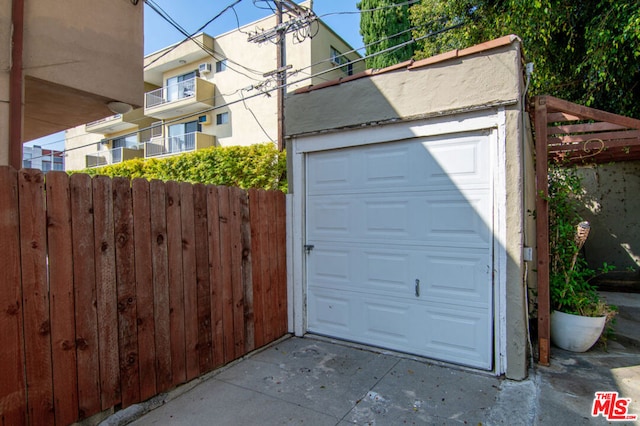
[548,165,616,352]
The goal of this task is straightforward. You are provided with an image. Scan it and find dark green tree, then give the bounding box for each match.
[409,0,640,118]
[357,0,415,68]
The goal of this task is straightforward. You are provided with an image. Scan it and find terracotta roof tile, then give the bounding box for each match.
[373,59,414,74]
[408,50,458,70]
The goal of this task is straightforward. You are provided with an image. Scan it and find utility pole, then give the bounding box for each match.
[275,0,285,152]
[248,0,316,152]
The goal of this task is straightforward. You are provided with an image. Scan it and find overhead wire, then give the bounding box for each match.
[144,0,265,80]
[144,0,242,69]
[31,14,466,163]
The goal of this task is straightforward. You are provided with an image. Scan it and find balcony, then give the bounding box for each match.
[85,108,146,134]
[143,132,215,158]
[144,78,215,120]
[85,146,143,168]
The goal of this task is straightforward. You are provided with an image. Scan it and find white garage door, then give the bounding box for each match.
[306,131,494,369]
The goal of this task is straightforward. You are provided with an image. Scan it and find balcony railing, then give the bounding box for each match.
[143,78,215,120]
[145,132,197,158]
[144,132,215,158]
[145,78,196,109]
[85,146,143,168]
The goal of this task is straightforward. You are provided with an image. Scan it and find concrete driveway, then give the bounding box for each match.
[104,292,640,426]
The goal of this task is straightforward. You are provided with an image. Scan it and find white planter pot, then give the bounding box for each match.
[551,310,607,352]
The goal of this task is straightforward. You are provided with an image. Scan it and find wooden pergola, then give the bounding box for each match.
[534,95,640,365]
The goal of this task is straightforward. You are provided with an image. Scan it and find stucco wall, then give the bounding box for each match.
[22,0,143,106]
[577,162,640,273]
[286,42,521,136]
[1,0,143,160]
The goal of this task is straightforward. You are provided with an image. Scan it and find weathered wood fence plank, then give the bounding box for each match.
[217,186,235,364]
[194,184,213,373]
[207,185,224,368]
[46,172,79,425]
[70,173,101,419]
[240,188,254,354]
[150,180,172,392]
[132,178,157,401]
[112,177,140,408]
[275,190,288,337]
[180,182,200,381]
[19,169,54,425]
[249,189,265,349]
[165,181,186,387]
[0,167,26,426]
[93,176,121,410]
[230,187,246,358]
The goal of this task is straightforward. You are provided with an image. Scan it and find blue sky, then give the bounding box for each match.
[29,0,363,151]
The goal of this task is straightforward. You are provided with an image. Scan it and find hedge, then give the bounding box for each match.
[75,143,287,192]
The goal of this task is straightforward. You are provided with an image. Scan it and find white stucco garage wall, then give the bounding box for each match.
[285,36,535,380]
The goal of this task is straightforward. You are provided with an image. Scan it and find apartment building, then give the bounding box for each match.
[65,9,363,171]
[1,0,143,167]
[22,145,64,172]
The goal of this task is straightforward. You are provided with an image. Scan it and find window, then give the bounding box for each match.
[112,133,138,149]
[215,59,227,73]
[166,71,196,101]
[330,46,346,66]
[216,112,229,125]
[330,46,353,75]
[168,120,201,153]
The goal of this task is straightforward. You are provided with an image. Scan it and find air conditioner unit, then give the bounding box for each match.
[199,63,212,74]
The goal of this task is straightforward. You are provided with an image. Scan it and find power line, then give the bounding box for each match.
[32,21,464,164]
[145,0,266,80]
[144,0,242,68]
[241,87,275,142]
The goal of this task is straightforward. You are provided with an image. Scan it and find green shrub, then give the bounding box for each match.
[74,143,287,192]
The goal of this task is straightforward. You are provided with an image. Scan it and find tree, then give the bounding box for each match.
[409,0,640,118]
[358,0,415,68]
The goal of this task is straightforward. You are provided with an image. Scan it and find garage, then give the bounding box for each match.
[306,132,494,369]
[286,35,535,379]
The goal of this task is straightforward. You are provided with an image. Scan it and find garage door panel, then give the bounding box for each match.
[309,192,490,248]
[307,153,352,192]
[307,289,492,369]
[420,305,492,369]
[309,247,359,288]
[364,200,411,238]
[364,145,411,186]
[423,196,491,247]
[363,300,412,345]
[309,200,351,237]
[424,136,489,187]
[419,252,491,308]
[364,251,411,294]
[307,133,489,195]
[309,243,488,306]
[308,292,351,333]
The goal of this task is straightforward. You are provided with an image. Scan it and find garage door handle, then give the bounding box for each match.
[415,279,420,298]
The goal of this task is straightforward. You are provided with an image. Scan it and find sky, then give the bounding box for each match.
[28,0,363,151]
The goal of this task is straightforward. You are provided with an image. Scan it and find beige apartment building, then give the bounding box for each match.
[0,0,143,167]
[65,9,363,171]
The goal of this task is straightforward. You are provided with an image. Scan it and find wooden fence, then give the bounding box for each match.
[0,167,287,425]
